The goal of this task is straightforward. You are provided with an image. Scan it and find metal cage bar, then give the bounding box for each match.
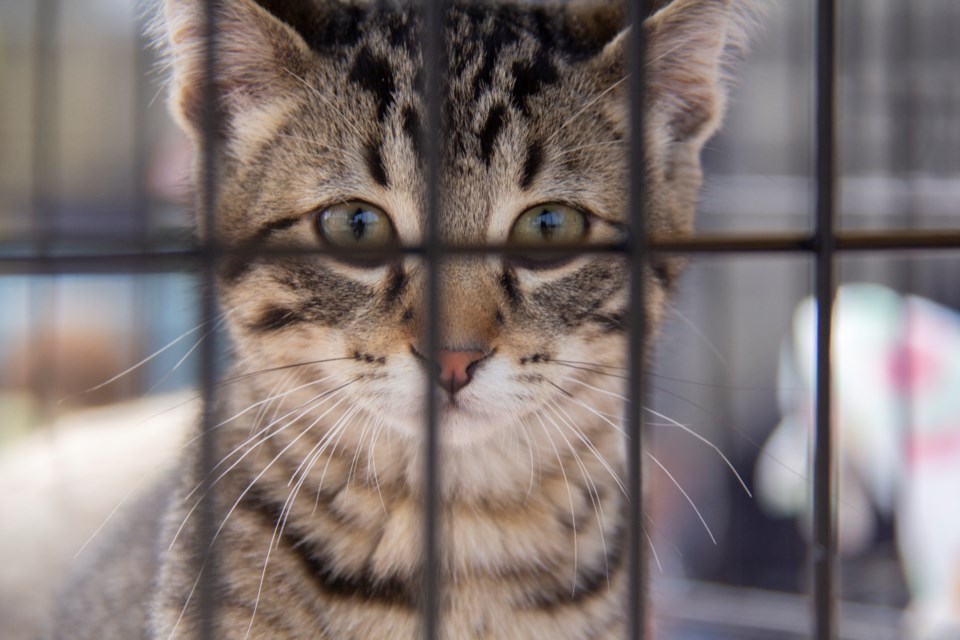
[813,1,838,638]
[197,0,222,637]
[5,228,960,276]
[626,0,651,638]
[422,0,444,637]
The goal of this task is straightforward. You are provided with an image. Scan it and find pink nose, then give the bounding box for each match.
[436,350,486,395]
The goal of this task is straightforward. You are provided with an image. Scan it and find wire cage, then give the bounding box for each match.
[1,0,960,639]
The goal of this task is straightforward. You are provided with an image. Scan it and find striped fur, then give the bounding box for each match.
[54,1,753,638]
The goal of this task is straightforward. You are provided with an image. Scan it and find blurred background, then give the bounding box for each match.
[1,0,959,638]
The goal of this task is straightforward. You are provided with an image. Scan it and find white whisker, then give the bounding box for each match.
[644,407,752,498]
[548,400,627,498]
[531,411,579,596]
[61,316,222,404]
[646,451,717,545]
[181,380,344,505]
[668,304,730,370]
[542,403,610,588]
[545,75,629,147]
[366,416,388,514]
[170,384,354,550]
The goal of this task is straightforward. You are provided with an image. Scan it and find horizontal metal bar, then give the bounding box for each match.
[649,229,960,252]
[2,229,960,274]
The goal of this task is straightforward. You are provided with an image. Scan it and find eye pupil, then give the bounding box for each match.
[538,211,561,239]
[350,210,369,240]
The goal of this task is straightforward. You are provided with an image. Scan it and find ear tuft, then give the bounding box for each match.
[590,0,760,147]
[158,0,315,143]
[644,0,754,144]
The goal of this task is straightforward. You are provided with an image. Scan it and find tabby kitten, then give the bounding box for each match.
[54,0,750,637]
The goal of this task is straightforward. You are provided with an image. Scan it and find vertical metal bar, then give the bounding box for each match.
[421,0,444,637]
[31,0,59,253]
[131,25,153,398]
[626,1,650,638]
[133,26,152,248]
[197,0,221,638]
[812,0,838,638]
[28,0,61,433]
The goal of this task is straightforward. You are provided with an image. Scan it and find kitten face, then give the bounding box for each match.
[164,0,741,448]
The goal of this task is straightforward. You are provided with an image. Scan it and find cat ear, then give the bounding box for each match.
[592,0,751,147]
[160,0,315,144]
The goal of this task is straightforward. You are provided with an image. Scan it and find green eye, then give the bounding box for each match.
[508,204,587,266]
[317,202,396,249]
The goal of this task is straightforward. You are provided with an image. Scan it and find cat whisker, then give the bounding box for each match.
[542,403,611,588]
[553,389,626,438]
[250,370,300,438]
[277,404,362,545]
[646,451,717,545]
[180,379,345,505]
[545,379,574,398]
[143,315,231,396]
[557,374,751,497]
[313,416,351,516]
[547,400,627,498]
[551,358,626,372]
[170,383,356,550]
[168,392,349,640]
[288,403,361,489]
[59,314,226,405]
[645,527,664,574]
[554,358,770,392]
[216,356,355,388]
[550,139,625,162]
[551,361,627,380]
[644,407,751,498]
[667,304,730,370]
[252,403,362,638]
[559,376,628,402]
[343,418,374,505]
[135,356,354,430]
[516,418,542,502]
[366,416,388,515]
[165,568,204,640]
[275,133,337,154]
[545,74,628,148]
[215,390,352,521]
[283,67,367,142]
[643,511,686,562]
[200,375,336,449]
[531,410,579,596]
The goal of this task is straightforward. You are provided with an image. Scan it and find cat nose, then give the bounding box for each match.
[435,350,486,395]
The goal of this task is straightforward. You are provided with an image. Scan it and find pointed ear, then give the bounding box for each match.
[592,0,751,147]
[161,0,315,144]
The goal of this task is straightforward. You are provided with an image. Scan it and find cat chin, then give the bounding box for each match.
[381,405,521,449]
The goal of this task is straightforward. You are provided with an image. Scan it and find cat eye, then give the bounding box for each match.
[508,203,588,268]
[315,201,397,263]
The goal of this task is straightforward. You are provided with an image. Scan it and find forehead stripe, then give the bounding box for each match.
[510,51,558,115]
[401,106,423,163]
[520,140,544,189]
[479,104,508,166]
[365,140,389,187]
[349,45,396,122]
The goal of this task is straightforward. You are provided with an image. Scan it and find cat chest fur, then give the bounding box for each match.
[151,382,629,638]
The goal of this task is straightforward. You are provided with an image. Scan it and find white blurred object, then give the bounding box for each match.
[757,284,960,639]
